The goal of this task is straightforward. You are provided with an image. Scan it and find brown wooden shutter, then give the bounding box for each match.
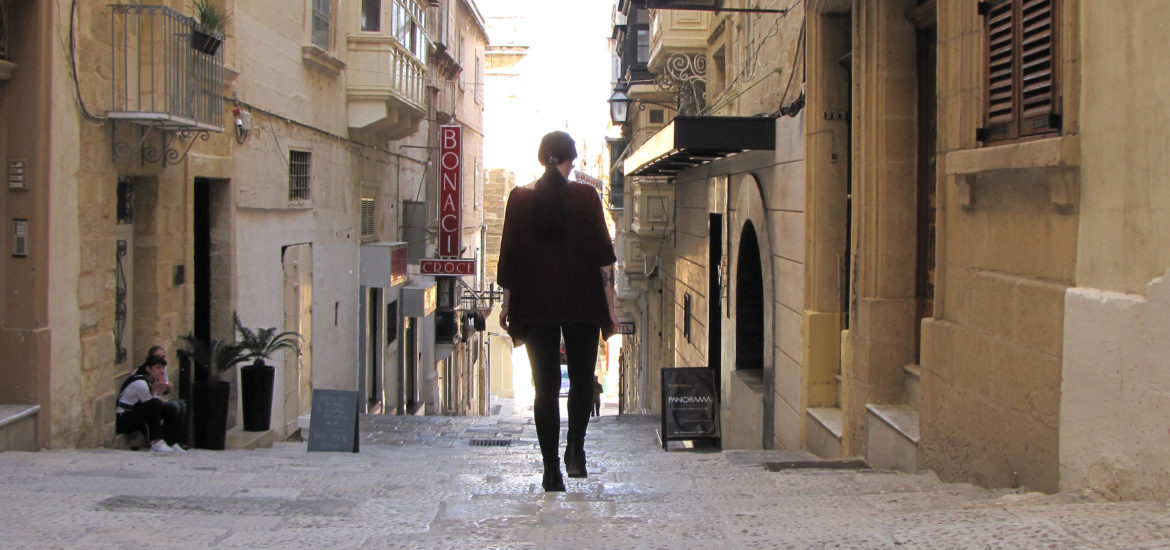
[981,0,1060,142]
[1018,0,1058,136]
[983,0,1017,141]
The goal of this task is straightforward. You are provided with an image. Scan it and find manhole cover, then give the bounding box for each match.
[469,438,511,447]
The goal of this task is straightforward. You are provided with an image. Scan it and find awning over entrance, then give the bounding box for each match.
[623,116,776,177]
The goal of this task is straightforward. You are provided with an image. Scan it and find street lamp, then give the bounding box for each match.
[608,88,631,125]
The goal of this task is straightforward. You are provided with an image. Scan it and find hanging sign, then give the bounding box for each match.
[661,367,720,450]
[420,258,476,276]
[439,125,462,257]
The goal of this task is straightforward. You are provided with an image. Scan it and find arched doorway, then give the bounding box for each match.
[736,222,764,372]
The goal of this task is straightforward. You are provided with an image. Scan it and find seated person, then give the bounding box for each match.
[116,350,186,453]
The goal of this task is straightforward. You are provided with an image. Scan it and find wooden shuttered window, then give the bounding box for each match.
[979,0,1060,143]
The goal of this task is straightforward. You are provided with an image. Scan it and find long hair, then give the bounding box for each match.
[533,131,577,242]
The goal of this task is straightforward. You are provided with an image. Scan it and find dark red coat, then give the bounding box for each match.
[497,181,616,343]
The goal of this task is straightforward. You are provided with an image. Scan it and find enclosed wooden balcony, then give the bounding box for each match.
[346,0,428,140]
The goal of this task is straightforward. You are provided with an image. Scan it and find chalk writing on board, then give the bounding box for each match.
[307,389,360,453]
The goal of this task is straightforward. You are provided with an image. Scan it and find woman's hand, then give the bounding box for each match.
[499,289,511,332]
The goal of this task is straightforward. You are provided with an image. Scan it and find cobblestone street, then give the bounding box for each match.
[1,400,1169,549]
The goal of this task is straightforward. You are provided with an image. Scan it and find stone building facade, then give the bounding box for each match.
[614,0,1170,500]
[0,0,489,449]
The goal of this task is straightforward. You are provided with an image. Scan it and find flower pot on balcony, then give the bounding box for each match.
[190,30,222,56]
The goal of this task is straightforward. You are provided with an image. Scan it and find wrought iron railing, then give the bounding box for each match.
[108,4,223,130]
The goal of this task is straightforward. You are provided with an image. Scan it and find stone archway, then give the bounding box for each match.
[736,223,764,372]
[723,173,775,449]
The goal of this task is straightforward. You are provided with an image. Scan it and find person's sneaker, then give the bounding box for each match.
[170,443,188,453]
[150,440,174,453]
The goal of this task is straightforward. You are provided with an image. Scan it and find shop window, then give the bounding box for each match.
[979,0,1060,143]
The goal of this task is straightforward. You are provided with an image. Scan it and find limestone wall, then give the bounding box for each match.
[1076,1,1170,295]
[1061,273,1170,500]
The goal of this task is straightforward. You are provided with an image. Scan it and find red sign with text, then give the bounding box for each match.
[439,125,462,257]
[420,258,476,276]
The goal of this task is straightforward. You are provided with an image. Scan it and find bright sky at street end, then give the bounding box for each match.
[479,0,616,186]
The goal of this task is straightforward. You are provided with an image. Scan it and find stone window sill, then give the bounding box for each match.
[302,45,346,75]
[0,59,17,80]
[735,369,765,394]
[944,135,1080,210]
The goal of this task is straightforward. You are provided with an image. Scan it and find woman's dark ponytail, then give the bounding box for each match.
[533,132,577,242]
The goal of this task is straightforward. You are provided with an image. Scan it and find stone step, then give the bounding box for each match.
[225,426,277,450]
[807,406,844,459]
[904,364,921,410]
[0,404,39,452]
[866,403,920,473]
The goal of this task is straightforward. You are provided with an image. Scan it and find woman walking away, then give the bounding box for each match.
[498,131,618,492]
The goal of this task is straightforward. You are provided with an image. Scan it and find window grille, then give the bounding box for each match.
[312,0,332,50]
[361,198,376,237]
[0,0,10,61]
[289,151,312,200]
[117,177,135,225]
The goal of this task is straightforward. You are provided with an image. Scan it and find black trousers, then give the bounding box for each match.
[117,399,185,446]
[525,322,599,465]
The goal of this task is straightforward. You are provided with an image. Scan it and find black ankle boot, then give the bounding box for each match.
[564,440,587,478]
[542,463,565,492]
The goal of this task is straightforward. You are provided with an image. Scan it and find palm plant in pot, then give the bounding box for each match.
[190,0,231,56]
[235,313,302,432]
[182,334,248,449]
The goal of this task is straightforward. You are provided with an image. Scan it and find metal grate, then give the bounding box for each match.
[360,198,375,237]
[469,438,511,447]
[289,150,311,200]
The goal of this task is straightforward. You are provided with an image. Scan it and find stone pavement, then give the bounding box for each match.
[2,400,1170,549]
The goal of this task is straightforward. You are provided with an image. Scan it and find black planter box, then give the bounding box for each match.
[241,363,275,432]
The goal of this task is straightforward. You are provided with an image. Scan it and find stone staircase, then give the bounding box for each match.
[806,364,923,474]
[866,364,922,472]
[0,404,39,452]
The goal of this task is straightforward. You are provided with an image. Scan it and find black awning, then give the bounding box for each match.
[623,116,776,177]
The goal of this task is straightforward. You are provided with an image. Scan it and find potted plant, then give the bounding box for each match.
[183,334,248,449]
[235,313,302,432]
[190,0,231,56]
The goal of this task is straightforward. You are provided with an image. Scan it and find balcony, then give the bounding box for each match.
[648,9,710,71]
[346,0,428,140]
[108,5,224,133]
[630,179,673,240]
[647,9,709,116]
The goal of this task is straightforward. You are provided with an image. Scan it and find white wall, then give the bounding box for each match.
[1061,269,1170,500]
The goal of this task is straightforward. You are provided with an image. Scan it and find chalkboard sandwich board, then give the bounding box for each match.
[661,367,720,451]
[307,389,360,453]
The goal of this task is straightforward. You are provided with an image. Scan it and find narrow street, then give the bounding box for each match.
[2,397,1169,549]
